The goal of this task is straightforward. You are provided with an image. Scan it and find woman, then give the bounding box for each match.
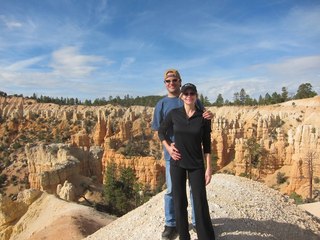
[158,83,215,240]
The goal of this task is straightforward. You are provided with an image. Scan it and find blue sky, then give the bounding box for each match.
[0,0,319,102]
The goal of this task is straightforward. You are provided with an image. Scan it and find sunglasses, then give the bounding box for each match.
[164,79,179,84]
[183,92,196,96]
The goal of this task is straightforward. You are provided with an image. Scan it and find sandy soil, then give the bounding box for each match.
[299,202,320,219]
[10,193,116,240]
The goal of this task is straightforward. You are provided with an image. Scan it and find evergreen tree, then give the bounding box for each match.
[271,92,281,104]
[203,96,211,106]
[104,162,117,206]
[281,87,289,102]
[199,93,211,106]
[84,99,92,106]
[233,92,240,105]
[252,98,258,106]
[244,94,254,106]
[239,88,246,105]
[294,83,317,99]
[258,95,264,105]
[0,91,7,97]
[244,137,265,179]
[103,162,141,216]
[214,94,224,107]
[119,167,136,199]
[264,93,272,105]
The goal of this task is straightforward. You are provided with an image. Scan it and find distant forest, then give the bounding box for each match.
[1,83,317,107]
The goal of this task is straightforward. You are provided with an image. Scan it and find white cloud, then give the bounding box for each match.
[50,46,112,78]
[197,77,269,102]
[283,6,320,37]
[0,46,116,98]
[266,55,320,76]
[263,55,320,94]
[120,57,135,70]
[5,56,45,71]
[0,15,22,29]
[198,55,320,102]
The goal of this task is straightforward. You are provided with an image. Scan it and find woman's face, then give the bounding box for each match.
[181,90,197,105]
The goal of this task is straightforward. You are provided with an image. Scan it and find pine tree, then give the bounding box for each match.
[294,83,317,99]
[281,87,289,102]
[214,94,224,107]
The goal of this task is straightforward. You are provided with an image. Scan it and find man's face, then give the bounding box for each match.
[164,76,181,94]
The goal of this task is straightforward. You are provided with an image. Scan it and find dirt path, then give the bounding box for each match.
[85,174,320,240]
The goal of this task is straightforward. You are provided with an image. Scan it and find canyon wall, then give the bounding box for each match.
[207,98,320,197]
[1,96,320,199]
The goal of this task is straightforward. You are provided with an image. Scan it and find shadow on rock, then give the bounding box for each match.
[212,218,319,240]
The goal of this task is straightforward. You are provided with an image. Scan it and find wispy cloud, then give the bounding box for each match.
[0,46,116,98]
[283,5,320,38]
[0,15,22,29]
[119,57,135,70]
[1,1,319,101]
[5,56,45,71]
[265,55,320,76]
[199,55,320,102]
[203,77,268,101]
[50,46,111,78]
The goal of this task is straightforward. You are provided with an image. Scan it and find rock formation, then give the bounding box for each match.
[56,180,76,201]
[1,95,320,200]
[25,143,103,194]
[0,189,42,239]
[205,97,320,198]
[101,149,165,191]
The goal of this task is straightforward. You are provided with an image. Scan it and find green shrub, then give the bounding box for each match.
[0,174,8,185]
[12,141,22,149]
[289,192,303,204]
[109,138,122,150]
[239,172,249,178]
[121,138,149,157]
[0,145,5,151]
[48,145,59,155]
[276,172,288,184]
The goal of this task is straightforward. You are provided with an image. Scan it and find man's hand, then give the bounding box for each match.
[202,108,213,120]
[167,143,181,161]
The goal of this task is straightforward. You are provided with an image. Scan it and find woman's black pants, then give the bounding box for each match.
[170,163,215,240]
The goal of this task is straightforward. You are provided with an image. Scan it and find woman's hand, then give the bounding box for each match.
[202,108,213,120]
[205,167,212,185]
[167,143,181,161]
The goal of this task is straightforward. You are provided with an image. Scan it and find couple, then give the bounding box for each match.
[152,69,215,240]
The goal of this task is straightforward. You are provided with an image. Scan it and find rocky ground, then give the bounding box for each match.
[8,193,116,240]
[85,174,320,240]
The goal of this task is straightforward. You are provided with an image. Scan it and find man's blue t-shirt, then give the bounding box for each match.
[152,96,203,161]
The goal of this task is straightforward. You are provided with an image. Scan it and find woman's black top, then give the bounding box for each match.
[158,106,211,169]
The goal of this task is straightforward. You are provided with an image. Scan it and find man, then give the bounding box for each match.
[152,69,213,240]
